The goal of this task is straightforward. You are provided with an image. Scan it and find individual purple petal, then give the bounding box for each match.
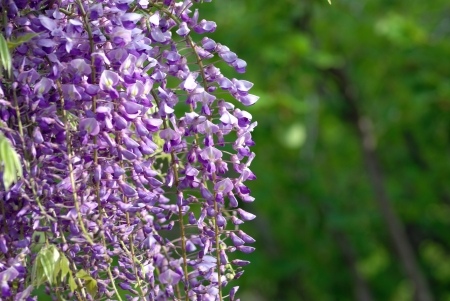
[122,135,140,149]
[151,27,166,42]
[120,54,137,76]
[99,70,120,91]
[122,101,142,114]
[79,118,100,136]
[39,15,57,31]
[186,240,197,252]
[159,269,181,285]
[14,285,33,301]
[218,77,234,90]
[181,73,197,92]
[176,22,190,36]
[127,82,144,98]
[230,286,239,301]
[70,59,91,75]
[0,267,19,283]
[0,235,7,254]
[238,94,259,106]
[34,78,53,95]
[61,84,82,101]
[33,127,44,144]
[197,120,219,135]
[216,214,227,227]
[1,281,11,297]
[236,246,255,254]
[113,112,128,130]
[229,232,244,247]
[112,27,132,45]
[214,178,233,194]
[231,260,250,267]
[237,208,256,221]
[200,184,214,201]
[194,20,217,34]
[119,181,137,198]
[85,84,99,96]
[220,111,238,125]
[90,3,103,20]
[238,230,256,244]
[159,128,180,141]
[121,13,142,29]
[233,79,253,94]
[119,146,138,160]
[228,192,238,207]
[200,146,222,162]
[239,194,255,203]
[143,118,163,132]
[219,51,237,63]
[201,37,217,51]
[232,58,247,73]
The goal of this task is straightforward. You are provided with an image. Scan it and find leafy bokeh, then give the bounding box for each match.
[195,0,450,300]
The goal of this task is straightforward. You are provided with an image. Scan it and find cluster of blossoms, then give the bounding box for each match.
[0,0,258,300]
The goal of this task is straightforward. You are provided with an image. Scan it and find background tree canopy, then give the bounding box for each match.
[198,0,450,300]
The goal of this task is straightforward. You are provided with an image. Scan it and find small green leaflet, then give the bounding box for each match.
[0,134,23,190]
[39,246,60,284]
[69,275,77,292]
[0,34,11,75]
[31,246,78,293]
[60,255,71,282]
[1,31,41,76]
[76,269,98,297]
[7,32,42,50]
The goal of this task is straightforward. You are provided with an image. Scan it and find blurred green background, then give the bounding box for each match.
[200,0,450,300]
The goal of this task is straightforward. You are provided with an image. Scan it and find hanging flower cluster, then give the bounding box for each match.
[0,0,258,300]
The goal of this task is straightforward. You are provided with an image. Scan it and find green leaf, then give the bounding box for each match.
[85,279,98,297]
[60,254,70,282]
[0,134,23,190]
[68,274,77,292]
[53,260,61,284]
[31,253,46,288]
[39,246,60,286]
[75,269,97,296]
[0,34,11,74]
[7,32,41,50]
[75,269,92,280]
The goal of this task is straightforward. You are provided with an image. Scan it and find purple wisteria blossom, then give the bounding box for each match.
[0,0,258,300]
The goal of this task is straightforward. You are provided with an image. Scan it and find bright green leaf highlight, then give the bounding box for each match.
[7,32,41,50]
[0,34,12,75]
[0,134,23,190]
[31,245,78,293]
[76,269,98,297]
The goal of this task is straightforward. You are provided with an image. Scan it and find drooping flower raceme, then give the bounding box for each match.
[0,0,258,300]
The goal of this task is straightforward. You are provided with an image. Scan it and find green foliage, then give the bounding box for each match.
[200,0,450,300]
[75,270,98,297]
[6,32,41,50]
[0,34,11,75]
[0,133,23,190]
[31,245,78,294]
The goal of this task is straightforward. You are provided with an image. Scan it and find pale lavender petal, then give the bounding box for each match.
[214,178,233,194]
[100,70,120,91]
[79,118,100,136]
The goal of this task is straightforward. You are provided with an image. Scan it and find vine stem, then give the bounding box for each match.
[56,80,93,250]
[146,5,225,300]
[76,2,125,299]
[148,5,224,300]
[152,90,190,301]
